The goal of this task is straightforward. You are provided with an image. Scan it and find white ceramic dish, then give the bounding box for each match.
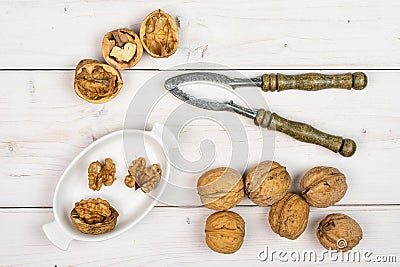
[43,123,171,250]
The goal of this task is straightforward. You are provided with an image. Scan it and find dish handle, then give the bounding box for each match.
[42,221,73,250]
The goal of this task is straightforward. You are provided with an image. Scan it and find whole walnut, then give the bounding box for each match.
[317,213,362,251]
[245,161,291,206]
[300,167,347,208]
[269,193,310,240]
[197,167,244,210]
[205,211,245,254]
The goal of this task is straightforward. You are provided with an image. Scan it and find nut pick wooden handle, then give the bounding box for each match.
[254,109,356,157]
[261,72,367,91]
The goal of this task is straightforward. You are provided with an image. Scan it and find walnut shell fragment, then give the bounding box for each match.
[197,167,244,211]
[140,9,179,58]
[88,158,116,191]
[300,166,347,208]
[71,198,119,235]
[317,213,363,251]
[205,211,245,254]
[125,157,162,193]
[268,193,310,240]
[245,161,291,206]
[74,59,123,104]
[102,28,143,70]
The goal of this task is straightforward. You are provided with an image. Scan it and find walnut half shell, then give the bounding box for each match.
[71,198,119,235]
[74,59,123,104]
[140,9,179,58]
[102,28,143,70]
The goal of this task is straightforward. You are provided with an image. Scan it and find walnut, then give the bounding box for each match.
[245,161,291,206]
[125,157,162,193]
[70,198,119,235]
[197,167,244,211]
[88,158,116,191]
[74,59,123,104]
[140,9,179,58]
[102,28,143,70]
[317,213,363,251]
[268,193,310,240]
[300,167,347,208]
[205,211,245,254]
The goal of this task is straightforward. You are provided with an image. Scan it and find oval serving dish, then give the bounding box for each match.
[43,123,172,250]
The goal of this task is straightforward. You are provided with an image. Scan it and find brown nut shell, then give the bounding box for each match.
[269,193,310,240]
[245,161,291,206]
[74,59,123,104]
[197,167,244,211]
[71,198,119,235]
[205,211,245,254]
[140,9,179,58]
[300,167,347,208]
[317,213,362,251]
[102,28,143,70]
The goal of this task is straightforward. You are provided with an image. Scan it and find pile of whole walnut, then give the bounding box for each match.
[73,9,179,104]
[197,161,363,254]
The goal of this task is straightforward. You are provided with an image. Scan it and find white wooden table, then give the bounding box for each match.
[1,0,400,266]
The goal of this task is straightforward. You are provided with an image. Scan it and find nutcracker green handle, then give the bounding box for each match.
[261,72,367,92]
[254,109,356,157]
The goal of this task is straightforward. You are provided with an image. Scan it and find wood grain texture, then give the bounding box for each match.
[0,206,399,266]
[0,70,399,207]
[0,0,399,69]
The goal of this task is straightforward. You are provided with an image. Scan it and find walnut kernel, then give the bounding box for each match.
[88,158,116,191]
[125,157,162,193]
[140,9,179,58]
[300,166,347,208]
[74,59,123,104]
[197,167,244,211]
[245,161,291,206]
[205,211,245,254]
[317,213,363,251]
[269,193,310,240]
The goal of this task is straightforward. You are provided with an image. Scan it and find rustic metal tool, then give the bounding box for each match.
[164,71,367,92]
[164,80,357,157]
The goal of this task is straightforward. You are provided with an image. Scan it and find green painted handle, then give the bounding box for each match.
[262,72,367,92]
[254,109,356,157]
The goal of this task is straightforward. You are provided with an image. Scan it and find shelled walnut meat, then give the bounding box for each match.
[71,198,119,235]
[74,59,123,104]
[88,158,116,191]
[102,28,143,70]
[269,193,310,240]
[245,161,291,206]
[205,211,245,254]
[197,167,244,211]
[125,157,162,193]
[300,167,347,208]
[317,213,363,251]
[140,9,179,58]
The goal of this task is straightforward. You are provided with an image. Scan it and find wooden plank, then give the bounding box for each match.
[0,0,399,69]
[0,70,399,207]
[0,206,399,266]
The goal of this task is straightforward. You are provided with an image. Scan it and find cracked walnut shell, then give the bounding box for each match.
[125,157,161,193]
[205,211,245,254]
[71,198,119,235]
[102,28,143,70]
[140,9,179,58]
[197,167,244,211]
[88,158,116,191]
[269,193,310,240]
[300,166,347,208]
[74,59,123,104]
[317,213,362,251]
[245,161,291,206]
